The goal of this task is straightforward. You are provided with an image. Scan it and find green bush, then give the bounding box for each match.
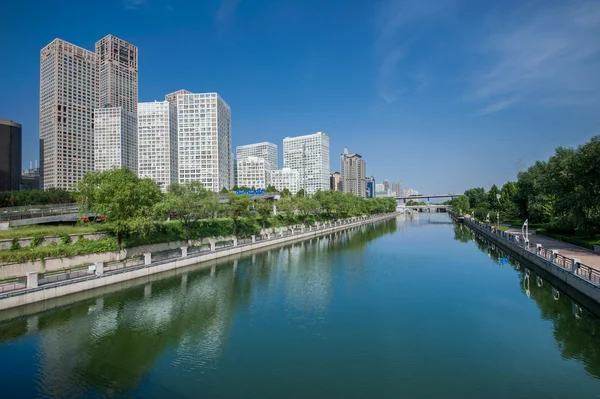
[0,237,118,264]
[10,238,20,251]
[60,233,72,245]
[30,234,45,248]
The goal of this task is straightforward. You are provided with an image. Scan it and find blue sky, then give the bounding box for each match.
[0,0,599,193]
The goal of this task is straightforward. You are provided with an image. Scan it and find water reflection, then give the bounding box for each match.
[0,219,397,397]
[454,223,600,380]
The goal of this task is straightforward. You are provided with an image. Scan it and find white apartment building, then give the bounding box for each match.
[236,142,278,169]
[94,107,137,173]
[95,35,138,113]
[137,101,178,192]
[165,89,191,104]
[270,168,300,193]
[341,148,366,198]
[283,132,329,195]
[236,157,271,189]
[40,39,97,190]
[177,93,232,192]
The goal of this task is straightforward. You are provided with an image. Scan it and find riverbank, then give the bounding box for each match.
[0,213,398,313]
[457,214,600,305]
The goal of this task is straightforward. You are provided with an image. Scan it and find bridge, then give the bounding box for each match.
[395,193,461,201]
[402,204,450,213]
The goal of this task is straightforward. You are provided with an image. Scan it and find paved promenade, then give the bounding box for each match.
[506,228,600,270]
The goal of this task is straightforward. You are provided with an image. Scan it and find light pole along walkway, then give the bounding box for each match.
[505,227,600,271]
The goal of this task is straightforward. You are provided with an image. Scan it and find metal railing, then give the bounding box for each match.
[0,213,395,296]
[461,214,600,289]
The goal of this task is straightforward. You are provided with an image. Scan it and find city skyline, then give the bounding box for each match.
[2,0,599,193]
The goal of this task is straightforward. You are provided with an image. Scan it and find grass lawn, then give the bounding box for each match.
[498,226,509,231]
[0,224,106,240]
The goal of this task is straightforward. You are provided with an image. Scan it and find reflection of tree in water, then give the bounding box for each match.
[458,226,600,380]
[0,219,400,396]
[452,224,472,244]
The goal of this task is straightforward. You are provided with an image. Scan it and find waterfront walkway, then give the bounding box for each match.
[506,228,600,271]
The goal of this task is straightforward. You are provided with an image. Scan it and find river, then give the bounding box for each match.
[1,214,599,398]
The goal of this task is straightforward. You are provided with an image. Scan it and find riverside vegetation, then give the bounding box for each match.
[0,168,397,264]
[449,135,600,249]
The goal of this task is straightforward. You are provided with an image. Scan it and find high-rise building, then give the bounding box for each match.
[236,142,278,169]
[21,166,41,191]
[405,188,419,198]
[340,147,366,198]
[177,93,232,192]
[95,35,138,113]
[330,171,342,191]
[383,179,390,192]
[366,176,375,198]
[270,168,300,193]
[375,183,387,197]
[137,101,178,192]
[236,157,271,189]
[392,181,401,197]
[40,39,98,190]
[165,89,191,105]
[283,132,329,195]
[94,107,137,173]
[0,119,22,191]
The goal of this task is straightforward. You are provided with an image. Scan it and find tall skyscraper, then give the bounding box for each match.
[236,142,278,168]
[383,179,390,192]
[94,107,137,173]
[0,119,22,191]
[40,39,98,190]
[392,181,401,197]
[177,93,232,192]
[330,171,342,191]
[283,132,329,195]
[137,101,178,192]
[95,35,138,113]
[165,89,191,105]
[340,147,366,198]
[366,176,375,198]
[236,157,271,189]
[270,168,300,193]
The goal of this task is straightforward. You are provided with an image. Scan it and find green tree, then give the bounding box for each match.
[265,185,277,192]
[487,184,501,210]
[296,188,306,198]
[76,168,162,252]
[280,188,291,197]
[155,182,209,243]
[464,187,486,209]
[224,193,252,236]
[450,195,470,214]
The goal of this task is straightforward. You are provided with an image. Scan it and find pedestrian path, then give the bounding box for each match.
[506,228,600,270]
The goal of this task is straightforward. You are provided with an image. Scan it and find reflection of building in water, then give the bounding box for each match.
[34,267,240,396]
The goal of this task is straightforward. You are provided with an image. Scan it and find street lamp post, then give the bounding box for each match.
[497,212,500,231]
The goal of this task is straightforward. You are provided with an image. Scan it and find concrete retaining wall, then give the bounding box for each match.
[0,232,107,251]
[0,214,398,311]
[465,218,600,305]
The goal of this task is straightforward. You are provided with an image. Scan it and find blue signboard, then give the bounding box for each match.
[256,189,265,195]
[246,190,255,195]
[235,190,245,195]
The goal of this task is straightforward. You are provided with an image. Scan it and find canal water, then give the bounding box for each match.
[1,214,600,399]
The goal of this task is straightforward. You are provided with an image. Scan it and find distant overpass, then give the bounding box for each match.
[395,193,461,201]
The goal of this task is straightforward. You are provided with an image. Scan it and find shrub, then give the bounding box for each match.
[10,238,20,251]
[60,233,72,245]
[30,234,45,248]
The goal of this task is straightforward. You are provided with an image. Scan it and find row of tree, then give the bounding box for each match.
[451,135,600,235]
[0,189,74,208]
[77,168,397,251]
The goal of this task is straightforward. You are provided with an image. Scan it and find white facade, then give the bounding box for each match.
[283,132,329,195]
[341,148,366,198]
[165,89,191,104]
[177,93,232,192]
[94,107,137,173]
[95,35,138,114]
[137,101,178,192]
[236,142,278,169]
[236,157,271,189]
[40,39,97,190]
[270,168,300,193]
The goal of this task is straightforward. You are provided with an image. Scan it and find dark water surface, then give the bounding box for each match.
[1,214,600,398]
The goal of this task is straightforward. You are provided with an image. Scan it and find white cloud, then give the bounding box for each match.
[469,1,600,115]
[124,0,148,10]
[215,0,242,31]
[373,0,453,105]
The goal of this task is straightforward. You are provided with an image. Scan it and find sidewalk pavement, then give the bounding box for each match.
[506,228,600,270]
